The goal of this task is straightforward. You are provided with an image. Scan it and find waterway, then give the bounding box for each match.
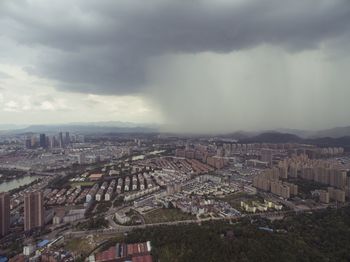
[0,176,40,192]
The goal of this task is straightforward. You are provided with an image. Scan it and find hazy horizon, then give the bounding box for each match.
[2,121,350,136]
[1,0,350,133]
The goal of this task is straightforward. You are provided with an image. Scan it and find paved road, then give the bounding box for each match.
[64,218,215,237]
[107,215,118,228]
[64,212,284,238]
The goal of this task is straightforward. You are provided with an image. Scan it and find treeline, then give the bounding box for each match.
[126,207,350,262]
[76,215,108,230]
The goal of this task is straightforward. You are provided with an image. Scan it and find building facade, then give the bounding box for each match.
[0,192,10,236]
[24,191,44,231]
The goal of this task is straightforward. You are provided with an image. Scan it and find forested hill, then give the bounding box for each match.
[126,207,350,262]
[239,132,350,151]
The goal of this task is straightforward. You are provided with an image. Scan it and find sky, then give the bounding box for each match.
[0,0,350,133]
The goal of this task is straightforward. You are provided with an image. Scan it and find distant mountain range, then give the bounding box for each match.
[239,132,302,143]
[0,121,159,134]
[66,121,158,128]
[229,126,350,139]
[311,126,350,139]
[2,122,350,139]
[238,131,350,151]
[0,124,28,131]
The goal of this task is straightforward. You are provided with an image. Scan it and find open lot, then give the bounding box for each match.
[218,192,264,210]
[144,208,195,224]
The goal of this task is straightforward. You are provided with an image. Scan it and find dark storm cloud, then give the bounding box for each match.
[0,0,349,95]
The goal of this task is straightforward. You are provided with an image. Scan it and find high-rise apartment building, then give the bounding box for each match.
[261,149,273,165]
[24,192,44,231]
[58,132,64,148]
[49,136,56,148]
[65,132,70,145]
[319,190,330,204]
[31,136,37,148]
[328,187,346,203]
[0,192,10,236]
[39,134,46,148]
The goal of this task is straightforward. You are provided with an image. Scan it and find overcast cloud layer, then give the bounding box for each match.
[0,0,350,132]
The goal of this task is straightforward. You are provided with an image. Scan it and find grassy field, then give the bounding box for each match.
[65,235,124,259]
[144,208,195,224]
[66,238,96,255]
[219,192,263,210]
[69,181,95,187]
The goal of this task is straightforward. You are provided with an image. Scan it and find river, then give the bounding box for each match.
[0,176,41,192]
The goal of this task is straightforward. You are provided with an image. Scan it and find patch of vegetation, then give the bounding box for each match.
[286,178,328,199]
[144,208,195,224]
[0,169,27,182]
[113,196,124,207]
[121,209,143,225]
[69,181,95,187]
[219,192,264,210]
[76,215,108,230]
[2,237,24,258]
[9,178,42,194]
[127,207,350,262]
[66,235,124,261]
[95,201,112,214]
[49,173,76,188]
[65,237,98,259]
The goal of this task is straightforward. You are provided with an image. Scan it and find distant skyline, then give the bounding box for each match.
[0,0,350,133]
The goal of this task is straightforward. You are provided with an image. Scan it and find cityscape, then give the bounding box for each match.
[1,129,350,261]
[1,0,350,261]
